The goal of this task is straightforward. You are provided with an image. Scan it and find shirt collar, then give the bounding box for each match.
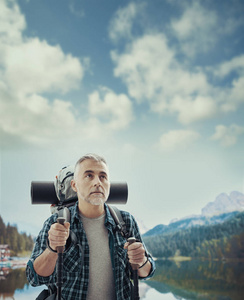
[70,202,116,228]
[70,201,80,223]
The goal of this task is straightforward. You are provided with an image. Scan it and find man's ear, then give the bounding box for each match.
[71,179,77,192]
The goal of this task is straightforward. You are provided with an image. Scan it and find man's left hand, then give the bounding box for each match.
[124,241,147,267]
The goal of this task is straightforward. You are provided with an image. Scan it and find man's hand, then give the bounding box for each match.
[124,241,147,267]
[124,241,152,278]
[34,221,70,277]
[48,222,70,251]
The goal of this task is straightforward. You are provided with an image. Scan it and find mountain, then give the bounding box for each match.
[201,191,244,216]
[144,191,244,237]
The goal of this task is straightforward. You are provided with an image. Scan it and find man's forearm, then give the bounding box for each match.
[33,248,58,277]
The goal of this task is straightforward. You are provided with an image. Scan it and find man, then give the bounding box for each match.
[26,154,155,299]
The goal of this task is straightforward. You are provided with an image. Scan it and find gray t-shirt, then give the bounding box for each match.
[81,213,116,300]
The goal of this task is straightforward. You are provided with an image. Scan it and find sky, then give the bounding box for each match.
[0,0,244,236]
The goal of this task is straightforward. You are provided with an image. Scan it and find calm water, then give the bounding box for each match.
[0,260,243,299]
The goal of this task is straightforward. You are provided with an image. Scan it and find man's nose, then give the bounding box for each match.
[94,176,101,186]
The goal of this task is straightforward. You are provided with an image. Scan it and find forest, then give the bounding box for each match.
[143,211,244,260]
[0,215,34,255]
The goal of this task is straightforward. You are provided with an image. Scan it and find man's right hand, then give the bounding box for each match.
[33,222,70,277]
[48,222,70,251]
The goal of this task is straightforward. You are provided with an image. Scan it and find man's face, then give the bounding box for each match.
[71,159,110,206]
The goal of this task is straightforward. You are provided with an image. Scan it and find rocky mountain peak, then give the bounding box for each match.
[201,191,244,216]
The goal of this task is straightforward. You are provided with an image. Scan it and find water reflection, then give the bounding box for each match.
[0,267,27,299]
[0,260,243,300]
[0,266,43,300]
[144,259,244,300]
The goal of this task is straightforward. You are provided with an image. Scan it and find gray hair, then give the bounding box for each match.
[74,153,107,179]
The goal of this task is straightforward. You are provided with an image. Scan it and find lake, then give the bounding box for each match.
[0,259,243,299]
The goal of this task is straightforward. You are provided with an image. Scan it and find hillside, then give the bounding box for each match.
[144,210,244,259]
[143,211,240,237]
[0,215,34,255]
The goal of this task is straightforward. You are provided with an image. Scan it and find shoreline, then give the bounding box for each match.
[0,257,28,269]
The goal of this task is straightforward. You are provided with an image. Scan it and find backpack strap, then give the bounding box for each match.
[107,205,129,238]
[57,206,71,222]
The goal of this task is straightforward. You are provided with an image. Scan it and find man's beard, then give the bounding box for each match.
[76,186,108,206]
[84,195,106,206]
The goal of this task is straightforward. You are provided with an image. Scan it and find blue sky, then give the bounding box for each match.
[0,0,244,235]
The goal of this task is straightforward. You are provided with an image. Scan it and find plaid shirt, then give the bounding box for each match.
[26,203,155,300]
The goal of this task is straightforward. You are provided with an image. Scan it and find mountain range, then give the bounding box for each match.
[144,191,244,237]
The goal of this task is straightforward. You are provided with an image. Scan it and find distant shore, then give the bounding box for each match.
[155,256,244,262]
[0,257,28,268]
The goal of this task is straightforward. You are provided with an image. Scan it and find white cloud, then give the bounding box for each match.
[213,55,244,78]
[3,38,83,95]
[69,0,85,18]
[108,2,145,43]
[111,33,216,124]
[0,0,87,147]
[211,124,244,147]
[0,0,26,45]
[169,0,244,60]
[112,34,174,101]
[210,54,244,112]
[0,83,77,146]
[219,76,244,113]
[88,87,134,131]
[170,2,218,57]
[170,95,217,124]
[158,129,200,152]
[230,77,244,103]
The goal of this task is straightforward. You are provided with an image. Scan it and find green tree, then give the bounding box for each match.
[0,215,34,255]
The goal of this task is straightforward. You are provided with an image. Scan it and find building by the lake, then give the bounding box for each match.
[0,245,10,261]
